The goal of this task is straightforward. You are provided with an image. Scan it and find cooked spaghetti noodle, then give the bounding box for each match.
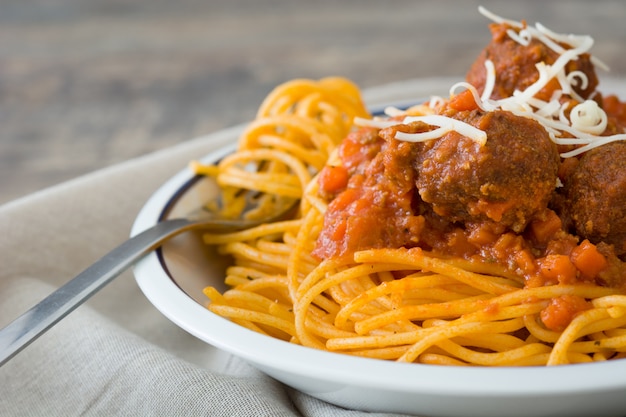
[194,10,626,367]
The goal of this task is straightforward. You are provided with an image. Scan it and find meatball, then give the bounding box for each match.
[466,23,599,101]
[416,109,560,232]
[562,142,626,256]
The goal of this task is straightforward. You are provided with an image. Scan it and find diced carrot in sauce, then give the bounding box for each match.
[529,210,562,244]
[338,136,362,164]
[346,214,374,246]
[514,249,536,276]
[537,254,577,285]
[351,194,371,214]
[570,239,608,279]
[603,94,626,125]
[449,89,479,111]
[472,199,515,222]
[330,217,347,241]
[328,188,359,212]
[492,232,517,255]
[535,78,563,102]
[540,294,591,332]
[318,165,349,194]
[525,273,545,289]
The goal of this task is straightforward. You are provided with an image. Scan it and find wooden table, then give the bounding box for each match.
[2,0,625,205]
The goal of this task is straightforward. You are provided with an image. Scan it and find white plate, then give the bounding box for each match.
[131,78,626,417]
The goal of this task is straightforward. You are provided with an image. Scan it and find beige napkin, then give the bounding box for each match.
[0,79,459,416]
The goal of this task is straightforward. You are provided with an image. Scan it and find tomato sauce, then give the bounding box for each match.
[313,120,626,290]
[314,126,426,258]
[312,18,625,337]
[540,295,592,332]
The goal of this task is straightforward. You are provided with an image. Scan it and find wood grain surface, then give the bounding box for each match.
[2,0,625,205]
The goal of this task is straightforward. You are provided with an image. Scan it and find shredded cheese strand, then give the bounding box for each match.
[569,100,608,135]
[480,60,496,104]
[560,134,626,158]
[355,114,487,146]
[401,115,487,145]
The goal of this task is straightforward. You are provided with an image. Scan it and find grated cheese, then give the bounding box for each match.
[352,7,623,158]
[469,6,623,157]
[428,96,446,110]
[398,115,487,145]
[506,28,532,46]
[480,60,496,103]
[355,114,487,145]
[569,100,608,135]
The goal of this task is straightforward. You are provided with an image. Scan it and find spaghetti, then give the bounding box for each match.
[194,10,626,366]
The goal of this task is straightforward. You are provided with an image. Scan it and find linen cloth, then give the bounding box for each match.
[0,79,456,417]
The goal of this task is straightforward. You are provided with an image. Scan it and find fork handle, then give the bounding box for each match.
[0,218,192,366]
